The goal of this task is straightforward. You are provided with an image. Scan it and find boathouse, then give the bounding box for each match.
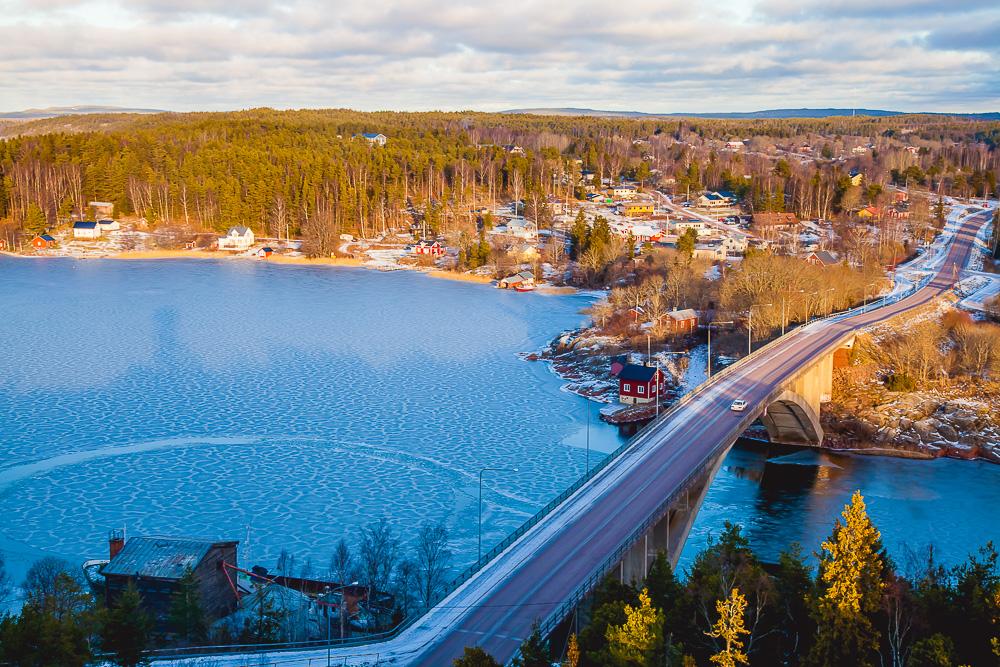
[617,363,666,405]
[498,270,535,289]
[102,536,238,629]
[31,234,56,249]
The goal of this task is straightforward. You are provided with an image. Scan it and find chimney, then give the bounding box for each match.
[109,529,125,560]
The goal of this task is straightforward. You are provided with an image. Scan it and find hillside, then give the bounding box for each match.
[505,107,1000,120]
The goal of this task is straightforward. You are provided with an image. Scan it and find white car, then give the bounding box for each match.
[730,399,748,412]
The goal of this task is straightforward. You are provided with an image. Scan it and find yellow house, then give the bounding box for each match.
[618,203,654,217]
[848,169,864,187]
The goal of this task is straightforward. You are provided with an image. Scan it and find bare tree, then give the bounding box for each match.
[359,518,399,599]
[329,538,355,585]
[414,521,452,610]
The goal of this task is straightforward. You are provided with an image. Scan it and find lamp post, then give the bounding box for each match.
[780,290,804,336]
[326,580,358,664]
[747,303,772,356]
[706,321,733,379]
[479,467,518,563]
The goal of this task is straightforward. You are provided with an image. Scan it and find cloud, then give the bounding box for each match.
[0,0,997,113]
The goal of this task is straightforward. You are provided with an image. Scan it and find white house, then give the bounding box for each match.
[98,219,121,232]
[673,220,708,237]
[493,217,538,240]
[361,133,388,146]
[218,226,255,251]
[72,220,102,239]
[696,192,728,209]
[612,185,638,200]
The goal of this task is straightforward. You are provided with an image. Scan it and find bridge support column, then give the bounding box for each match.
[619,448,728,584]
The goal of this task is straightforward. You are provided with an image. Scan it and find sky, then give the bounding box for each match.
[1,0,998,114]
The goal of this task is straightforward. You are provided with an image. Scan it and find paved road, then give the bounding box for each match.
[411,209,989,665]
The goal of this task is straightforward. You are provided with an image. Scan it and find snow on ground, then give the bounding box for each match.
[364,248,409,269]
[957,275,1000,314]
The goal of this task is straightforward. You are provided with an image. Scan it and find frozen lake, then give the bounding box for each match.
[1,256,997,590]
[0,257,625,580]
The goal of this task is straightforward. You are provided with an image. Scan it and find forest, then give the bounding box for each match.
[1,109,999,260]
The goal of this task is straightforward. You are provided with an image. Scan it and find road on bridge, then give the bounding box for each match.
[411,208,990,665]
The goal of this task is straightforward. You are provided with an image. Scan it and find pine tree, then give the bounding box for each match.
[677,228,698,259]
[23,202,47,234]
[453,646,501,666]
[168,566,207,642]
[100,582,152,667]
[514,621,551,667]
[706,588,749,667]
[807,490,884,667]
[606,587,664,666]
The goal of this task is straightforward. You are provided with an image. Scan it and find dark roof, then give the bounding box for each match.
[73,221,97,229]
[813,251,840,265]
[102,536,233,580]
[39,234,55,241]
[618,363,659,382]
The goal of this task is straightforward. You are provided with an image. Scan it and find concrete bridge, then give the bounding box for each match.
[155,208,990,667]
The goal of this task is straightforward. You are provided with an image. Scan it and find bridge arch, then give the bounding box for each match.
[758,389,824,445]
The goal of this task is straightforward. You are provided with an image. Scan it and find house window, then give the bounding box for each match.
[638,386,645,395]
[623,384,631,392]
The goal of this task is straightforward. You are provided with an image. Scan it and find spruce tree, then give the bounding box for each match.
[168,566,207,643]
[101,582,153,667]
[806,490,885,667]
[514,620,551,667]
[452,646,501,666]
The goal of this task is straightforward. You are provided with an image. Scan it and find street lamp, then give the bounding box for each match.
[780,290,804,336]
[747,303,772,356]
[478,467,518,563]
[706,320,733,378]
[325,580,358,664]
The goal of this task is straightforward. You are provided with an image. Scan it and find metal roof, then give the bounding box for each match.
[102,536,229,580]
[618,363,660,382]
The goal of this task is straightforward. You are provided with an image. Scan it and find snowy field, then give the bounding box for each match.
[0,258,625,581]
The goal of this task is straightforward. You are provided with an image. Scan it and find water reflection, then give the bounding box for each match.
[680,438,1000,571]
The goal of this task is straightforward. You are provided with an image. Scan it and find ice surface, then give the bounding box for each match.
[0,259,624,579]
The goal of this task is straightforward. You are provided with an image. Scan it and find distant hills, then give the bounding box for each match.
[0,105,167,120]
[504,107,1000,120]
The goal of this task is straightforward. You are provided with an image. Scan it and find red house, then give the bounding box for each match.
[664,309,699,335]
[32,234,56,249]
[618,363,666,405]
[414,240,445,256]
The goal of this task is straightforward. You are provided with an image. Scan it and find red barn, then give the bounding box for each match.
[618,363,666,405]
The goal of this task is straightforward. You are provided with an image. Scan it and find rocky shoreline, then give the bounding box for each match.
[821,383,1000,464]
